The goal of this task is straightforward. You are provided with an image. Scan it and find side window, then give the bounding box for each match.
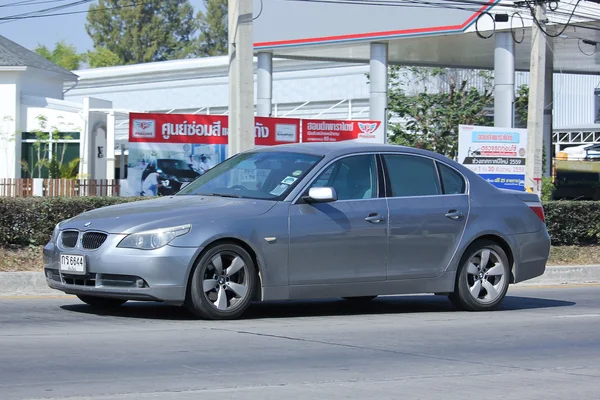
[437,162,466,195]
[382,154,441,197]
[310,155,377,200]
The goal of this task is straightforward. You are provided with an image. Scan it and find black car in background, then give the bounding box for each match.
[141,158,200,196]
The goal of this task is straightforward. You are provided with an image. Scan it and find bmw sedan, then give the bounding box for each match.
[43,142,550,320]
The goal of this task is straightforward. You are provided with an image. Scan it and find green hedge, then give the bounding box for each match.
[0,197,599,247]
[544,201,600,246]
[0,197,147,247]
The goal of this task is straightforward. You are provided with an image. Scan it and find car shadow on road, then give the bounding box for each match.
[59,294,576,321]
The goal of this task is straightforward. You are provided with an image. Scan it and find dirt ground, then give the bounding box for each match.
[1,245,598,273]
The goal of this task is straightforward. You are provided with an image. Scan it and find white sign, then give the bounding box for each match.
[458,125,528,191]
[131,119,156,139]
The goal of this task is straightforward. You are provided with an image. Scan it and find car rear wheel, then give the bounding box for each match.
[187,243,257,320]
[76,295,127,308]
[449,240,510,311]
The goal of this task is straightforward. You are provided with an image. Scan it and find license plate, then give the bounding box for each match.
[60,254,86,275]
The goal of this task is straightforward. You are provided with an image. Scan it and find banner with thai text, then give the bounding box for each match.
[458,125,528,191]
[123,113,301,196]
[302,119,382,143]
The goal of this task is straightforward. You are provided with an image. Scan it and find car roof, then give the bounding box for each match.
[250,141,446,160]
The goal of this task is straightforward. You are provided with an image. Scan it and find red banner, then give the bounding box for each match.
[302,119,381,142]
[129,113,300,145]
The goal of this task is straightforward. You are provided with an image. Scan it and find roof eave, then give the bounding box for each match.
[0,66,27,72]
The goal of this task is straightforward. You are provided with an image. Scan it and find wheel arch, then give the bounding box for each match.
[185,237,265,303]
[461,234,516,283]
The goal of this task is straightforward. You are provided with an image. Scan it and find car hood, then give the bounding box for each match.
[60,195,277,234]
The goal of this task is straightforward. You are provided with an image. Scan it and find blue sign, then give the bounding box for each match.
[479,174,525,191]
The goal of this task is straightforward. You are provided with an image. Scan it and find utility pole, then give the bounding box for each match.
[228,0,255,158]
[525,1,547,196]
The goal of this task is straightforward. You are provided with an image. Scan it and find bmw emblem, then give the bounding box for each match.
[84,222,92,227]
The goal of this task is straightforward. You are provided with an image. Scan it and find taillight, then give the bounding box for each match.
[528,202,545,223]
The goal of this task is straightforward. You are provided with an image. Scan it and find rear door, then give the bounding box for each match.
[381,153,469,280]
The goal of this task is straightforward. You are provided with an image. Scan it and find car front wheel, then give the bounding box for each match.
[449,240,510,311]
[187,243,257,320]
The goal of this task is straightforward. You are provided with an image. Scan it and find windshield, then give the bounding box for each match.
[158,159,190,170]
[177,151,323,200]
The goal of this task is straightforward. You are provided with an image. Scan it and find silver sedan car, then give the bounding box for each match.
[43,142,550,320]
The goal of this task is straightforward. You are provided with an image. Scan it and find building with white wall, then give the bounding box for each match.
[0,35,81,180]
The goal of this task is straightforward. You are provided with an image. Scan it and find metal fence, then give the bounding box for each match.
[0,179,120,197]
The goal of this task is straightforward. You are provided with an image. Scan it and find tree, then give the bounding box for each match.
[34,41,84,70]
[196,0,228,56]
[85,47,121,68]
[514,84,529,128]
[387,67,494,159]
[85,0,199,65]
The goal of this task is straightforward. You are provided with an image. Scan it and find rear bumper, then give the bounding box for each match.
[511,229,551,283]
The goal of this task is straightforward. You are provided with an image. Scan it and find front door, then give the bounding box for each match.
[288,154,388,285]
[381,153,469,280]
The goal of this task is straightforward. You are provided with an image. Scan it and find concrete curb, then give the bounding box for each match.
[1,265,599,296]
[514,265,600,286]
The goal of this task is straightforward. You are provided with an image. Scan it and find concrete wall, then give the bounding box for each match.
[0,72,21,179]
[19,69,66,100]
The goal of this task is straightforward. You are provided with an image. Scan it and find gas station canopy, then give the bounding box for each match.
[253,0,600,74]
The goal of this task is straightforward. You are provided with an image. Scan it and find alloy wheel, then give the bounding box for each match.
[465,248,507,304]
[202,251,250,312]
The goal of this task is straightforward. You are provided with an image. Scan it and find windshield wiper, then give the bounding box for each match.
[203,193,242,198]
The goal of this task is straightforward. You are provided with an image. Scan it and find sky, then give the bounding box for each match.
[0,0,207,53]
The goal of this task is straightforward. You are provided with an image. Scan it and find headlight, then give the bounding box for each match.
[50,223,61,243]
[117,224,191,250]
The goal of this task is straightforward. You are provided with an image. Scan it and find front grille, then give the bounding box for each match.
[82,232,108,249]
[62,273,96,286]
[61,231,79,248]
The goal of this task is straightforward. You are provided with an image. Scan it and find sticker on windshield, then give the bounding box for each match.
[281,176,297,185]
[270,184,288,196]
[292,170,302,176]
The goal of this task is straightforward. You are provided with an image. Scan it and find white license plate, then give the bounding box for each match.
[60,254,86,275]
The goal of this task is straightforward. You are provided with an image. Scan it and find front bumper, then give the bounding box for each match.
[43,233,200,305]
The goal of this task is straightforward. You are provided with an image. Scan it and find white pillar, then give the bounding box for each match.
[525,3,547,195]
[494,31,515,128]
[119,143,126,179]
[543,37,554,177]
[369,42,388,144]
[257,52,272,117]
[228,0,255,157]
[106,112,115,180]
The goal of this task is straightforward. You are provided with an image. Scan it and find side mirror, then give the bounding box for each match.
[304,187,337,203]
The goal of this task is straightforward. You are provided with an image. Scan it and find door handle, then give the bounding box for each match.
[445,210,465,220]
[365,213,385,223]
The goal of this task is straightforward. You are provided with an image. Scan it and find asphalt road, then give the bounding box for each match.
[1,285,599,400]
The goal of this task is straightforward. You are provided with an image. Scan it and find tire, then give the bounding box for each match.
[342,296,377,302]
[76,295,127,308]
[186,243,257,320]
[449,240,510,311]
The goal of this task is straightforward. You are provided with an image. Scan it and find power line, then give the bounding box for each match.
[0,1,145,23]
[0,0,93,21]
[0,0,73,8]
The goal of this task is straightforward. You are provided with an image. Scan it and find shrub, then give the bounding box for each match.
[544,201,600,246]
[0,197,147,247]
[0,197,599,248]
